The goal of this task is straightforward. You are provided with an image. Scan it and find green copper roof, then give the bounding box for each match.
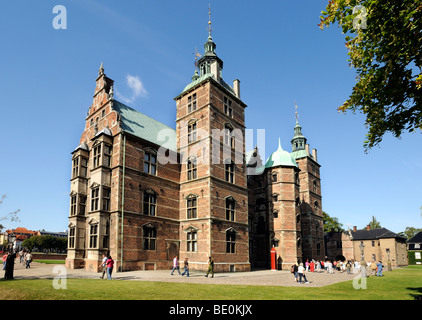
[265,139,298,169]
[180,72,235,96]
[112,100,177,151]
[291,149,309,160]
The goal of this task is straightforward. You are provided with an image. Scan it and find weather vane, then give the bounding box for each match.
[207,2,213,37]
[193,47,202,71]
[295,101,299,122]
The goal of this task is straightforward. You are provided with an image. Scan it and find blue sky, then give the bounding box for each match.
[0,0,420,234]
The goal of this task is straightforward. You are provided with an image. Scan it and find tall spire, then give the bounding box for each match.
[291,102,307,152]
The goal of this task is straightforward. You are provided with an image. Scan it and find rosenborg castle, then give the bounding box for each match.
[66,17,324,273]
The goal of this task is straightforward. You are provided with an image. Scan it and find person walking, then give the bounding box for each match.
[291,263,299,282]
[171,256,181,275]
[297,263,309,284]
[376,260,383,277]
[106,255,114,280]
[181,258,189,277]
[100,254,108,279]
[205,256,214,278]
[25,252,32,269]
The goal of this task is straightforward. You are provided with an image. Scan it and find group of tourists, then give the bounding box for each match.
[170,256,215,278]
[291,258,385,283]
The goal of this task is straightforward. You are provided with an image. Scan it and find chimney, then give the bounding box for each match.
[305,144,310,156]
[233,79,240,98]
[312,148,318,162]
[366,225,371,231]
[353,226,357,232]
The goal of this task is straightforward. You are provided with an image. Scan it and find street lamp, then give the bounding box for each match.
[386,248,392,271]
[359,242,367,278]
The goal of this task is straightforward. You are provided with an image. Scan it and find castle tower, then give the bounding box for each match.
[264,139,302,268]
[291,106,325,261]
[174,8,250,272]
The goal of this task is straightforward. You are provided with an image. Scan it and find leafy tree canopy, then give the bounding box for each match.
[319,0,422,151]
[323,211,344,232]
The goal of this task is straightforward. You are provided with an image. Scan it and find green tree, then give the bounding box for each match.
[319,0,422,151]
[323,211,344,232]
[368,215,381,229]
[399,227,422,239]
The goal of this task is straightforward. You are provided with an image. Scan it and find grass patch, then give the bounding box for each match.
[0,266,420,300]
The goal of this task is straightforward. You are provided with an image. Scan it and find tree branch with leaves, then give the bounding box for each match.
[319,0,422,151]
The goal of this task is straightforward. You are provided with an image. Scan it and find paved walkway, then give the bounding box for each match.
[8,261,362,287]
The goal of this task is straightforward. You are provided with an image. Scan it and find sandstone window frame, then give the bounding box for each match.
[142,224,157,251]
[187,93,197,113]
[143,150,157,175]
[226,228,237,254]
[68,226,76,249]
[188,120,197,143]
[93,143,102,169]
[186,194,198,219]
[186,228,198,252]
[143,189,157,216]
[224,160,235,184]
[72,155,88,179]
[225,196,236,221]
[224,123,235,148]
[91,186,100,211]
[89,223,98,249]
[102,187,111,211]
[187,157,197,181]
[224,96,233,118]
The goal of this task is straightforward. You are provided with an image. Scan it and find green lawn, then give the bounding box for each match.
[0,266,421,300]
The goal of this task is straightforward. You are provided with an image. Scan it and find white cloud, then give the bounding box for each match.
[115,74,148,104]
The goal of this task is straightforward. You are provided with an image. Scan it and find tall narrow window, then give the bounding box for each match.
[89,224,98,248]
[188,122,197,143]
[80,157,88,177]
[225,161,235,183]
[93,144,101,168]
[103,220,110,249]
[72,157,79,178]
[313,180,318,193]
[143,193,157,216]
[70,195,77,216]
[187,231,197,252]
[226,230,236,253]
[91,187,100,211]
[79,195,87,215]
[224,125,234,148]
[103,144,112,167]
[144,152,157,175]
[68,227,75,248]
[102,187,111,211]
[226,197,235,221]
[224,97,233,117]
[187,93,197,113]
[187,158,197,180]
[143,226,156,250]
[187,196,197,219]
